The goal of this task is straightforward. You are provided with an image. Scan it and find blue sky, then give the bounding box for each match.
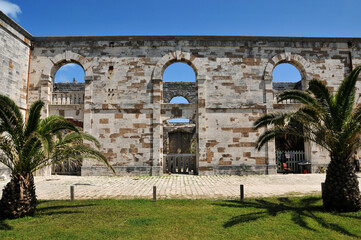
[3,0,361,37]
[0,0,352,84]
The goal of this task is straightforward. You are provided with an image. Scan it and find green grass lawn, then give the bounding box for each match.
[1,196,360,240]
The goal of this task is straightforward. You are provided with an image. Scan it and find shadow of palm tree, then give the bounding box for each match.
[35,201,96,216]
[0,220,12,231]
[214,197,361,238]
[36,203,96,212]
[0,201,95,230]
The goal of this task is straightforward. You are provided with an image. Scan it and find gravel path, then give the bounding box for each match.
[1,173,360,200]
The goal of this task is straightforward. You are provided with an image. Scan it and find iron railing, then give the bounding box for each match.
[164,154,196,174]
[276,150,305,173]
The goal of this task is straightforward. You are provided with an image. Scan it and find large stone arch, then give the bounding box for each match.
[151,51,205,175]
[263,53,314,175]
[42,51,93,81]
[264,52,312,89]
[152,51,206,80]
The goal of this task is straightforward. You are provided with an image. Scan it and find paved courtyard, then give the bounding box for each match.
[2,173,351,200]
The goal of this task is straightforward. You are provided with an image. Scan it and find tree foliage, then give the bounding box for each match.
[0,95,114,219]
[254,66,361,212]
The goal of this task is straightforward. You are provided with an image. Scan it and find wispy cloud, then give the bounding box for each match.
[60,63,78,71]
[54,73,69,83]
[0,0,21,19]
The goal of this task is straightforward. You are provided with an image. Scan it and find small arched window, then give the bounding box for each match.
[170,96,189,104]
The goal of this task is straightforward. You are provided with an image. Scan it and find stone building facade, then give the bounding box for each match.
[1,11,361,176]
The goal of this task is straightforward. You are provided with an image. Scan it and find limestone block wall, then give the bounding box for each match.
[0,12,32,177]
[25,35,361,176]
[81,109,153,176]
[48,105,84,127]
[0,12,31,111]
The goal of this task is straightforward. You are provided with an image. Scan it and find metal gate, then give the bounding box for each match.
[276,151,305,173]
[164,154,196,174]
[52,160,81,175]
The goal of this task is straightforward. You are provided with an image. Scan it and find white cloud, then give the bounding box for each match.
[0,0,21,19]
[60,63,78,71]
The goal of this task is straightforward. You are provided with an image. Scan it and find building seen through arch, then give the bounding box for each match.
[272,63,306,172]
[162,63,197,174]
[50,63,86,175]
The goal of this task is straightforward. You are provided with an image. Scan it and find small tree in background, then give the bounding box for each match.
[254,67,361,212]
[0,95,114,219]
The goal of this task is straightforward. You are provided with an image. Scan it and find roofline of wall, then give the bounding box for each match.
[33,35,361,43]
[0,11,33,40]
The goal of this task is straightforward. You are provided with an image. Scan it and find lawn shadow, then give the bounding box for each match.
[0,201,96,230]
[35,201,96,217]
[0,219,12,231]
[214,197,361,238]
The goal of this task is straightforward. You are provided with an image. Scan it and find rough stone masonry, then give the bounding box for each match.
[1,11,361,177]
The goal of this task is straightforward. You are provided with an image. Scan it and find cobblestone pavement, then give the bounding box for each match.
[2,173,344,200]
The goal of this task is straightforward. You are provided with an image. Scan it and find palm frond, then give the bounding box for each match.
[24,101,44,138]
[0,95,24,151]
[277,90,318,106]
[334,67,361,129]
[38,116,79,138]
[254,113,287,129]
[47,145,115,174]
[307,79,334,107]
[0,94,114,178]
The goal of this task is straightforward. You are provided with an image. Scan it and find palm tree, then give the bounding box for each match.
[0,95,114,219]
[254,66,361,212]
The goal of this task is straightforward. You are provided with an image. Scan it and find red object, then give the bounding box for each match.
[283,163,291,171]
[303,169,308,174]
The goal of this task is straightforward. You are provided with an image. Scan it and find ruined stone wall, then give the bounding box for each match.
[0,12,31,111]
[0,12,32,177]
[24,35,361,176]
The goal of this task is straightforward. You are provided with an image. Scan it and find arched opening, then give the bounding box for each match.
[163,62,196,82]
[272,63,306,173]
[162,62,197,104]
[272,63,302,83]
[54,63,85,83]
[159,59,198,175]
[52,63,85,106]
[169,97,190,123]
[272,63,303,98]
[163,118,196,174]
[51,62,85,175]
[170,96,189,104]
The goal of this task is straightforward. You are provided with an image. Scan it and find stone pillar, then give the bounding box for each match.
[264,75,277,174]
[35,75,52,176]
[197,76,211,175]
[151,79,163,176]
[83,75,94,134]
[81,75,96,176]
[39,75,52,118]
[306,141,329,173]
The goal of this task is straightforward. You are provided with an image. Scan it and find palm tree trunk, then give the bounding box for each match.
[0,173,37,219]
[323,156,361,212]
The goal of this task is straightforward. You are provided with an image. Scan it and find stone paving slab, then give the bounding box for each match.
[2,173,351,200]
